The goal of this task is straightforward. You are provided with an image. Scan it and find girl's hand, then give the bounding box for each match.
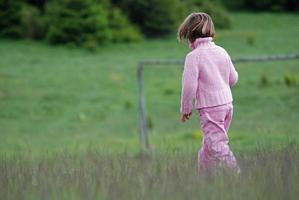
[181,112,192,123]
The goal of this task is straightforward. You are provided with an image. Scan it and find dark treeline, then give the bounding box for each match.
[0,0,232,49]
[223,0,299,11]
[0,0,297,49]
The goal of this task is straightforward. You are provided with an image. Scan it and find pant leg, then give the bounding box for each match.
[197,103,238,171]
[224,103,233,133]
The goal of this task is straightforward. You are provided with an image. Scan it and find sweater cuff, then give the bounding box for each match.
[180,103,192,115]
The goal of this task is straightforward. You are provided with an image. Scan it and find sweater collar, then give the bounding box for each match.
[189,37,214,50]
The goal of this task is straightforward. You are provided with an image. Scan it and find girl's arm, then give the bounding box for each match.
[228,55,238,86]
[180,53,199,115]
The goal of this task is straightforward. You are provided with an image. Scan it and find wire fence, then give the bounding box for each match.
[137,53,299,153]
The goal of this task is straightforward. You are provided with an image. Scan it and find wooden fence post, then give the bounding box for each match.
[137,63,150,153]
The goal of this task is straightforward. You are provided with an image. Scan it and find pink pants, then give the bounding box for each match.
[197,102,238,171]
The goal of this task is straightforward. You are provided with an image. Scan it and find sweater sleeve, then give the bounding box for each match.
[227,55,238,86]
[180,53,199,115]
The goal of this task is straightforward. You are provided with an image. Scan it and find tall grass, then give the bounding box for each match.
[1,144,298,200]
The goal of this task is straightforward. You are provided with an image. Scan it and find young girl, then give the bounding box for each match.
[178,12,239,172]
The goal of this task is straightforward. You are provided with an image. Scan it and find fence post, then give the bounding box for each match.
[137,63,150,153]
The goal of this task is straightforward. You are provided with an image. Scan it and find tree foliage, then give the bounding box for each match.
[0,0,23,38]
[116,0,188,37]
[108,7,143,42]
[20,3,47,39]
[194,0,232,29]
[0,0,245,47]
[223,0,299,11]
[46,0,111,46]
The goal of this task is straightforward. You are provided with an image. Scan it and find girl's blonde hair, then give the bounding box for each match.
[177,12,215,43]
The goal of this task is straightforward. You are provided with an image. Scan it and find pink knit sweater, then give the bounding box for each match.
[180,37,238,114]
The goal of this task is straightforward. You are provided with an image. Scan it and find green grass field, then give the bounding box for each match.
[0,12,299,157]
[1,12,299,200]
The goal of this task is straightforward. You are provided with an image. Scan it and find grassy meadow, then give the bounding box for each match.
[0,12,299,199]
[1,145,299,199]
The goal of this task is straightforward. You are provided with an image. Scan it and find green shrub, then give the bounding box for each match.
[194,0,231,29]
[124,100,133,110]
[119,0,188,37]
[0,0,23,38]
[108,7,143,42]
[46,0,111,46]
[284,72,298,87]
[20,4,47,40]
[260,73,269,86]
[246,33,256,46]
